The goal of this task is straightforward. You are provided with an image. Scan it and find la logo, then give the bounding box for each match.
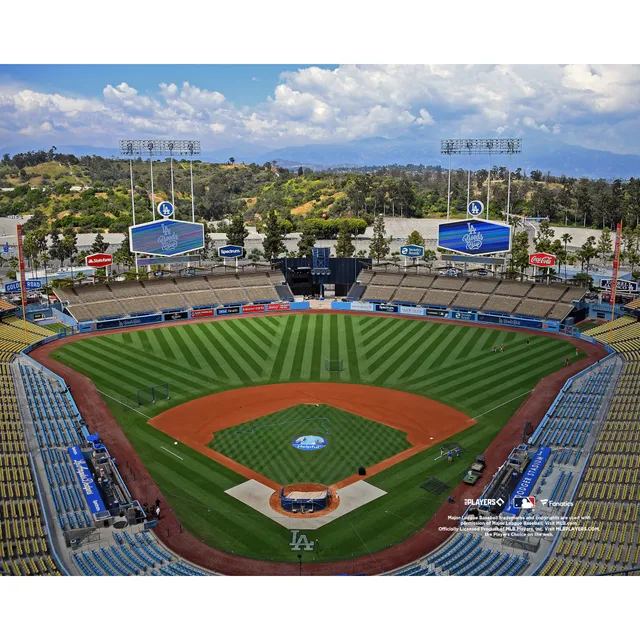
[290,530,315,551]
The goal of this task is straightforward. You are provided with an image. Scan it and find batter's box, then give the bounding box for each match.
[421,477,450,494]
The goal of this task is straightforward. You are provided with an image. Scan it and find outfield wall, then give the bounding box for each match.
[75,301,310,333]
[331,301,563,333]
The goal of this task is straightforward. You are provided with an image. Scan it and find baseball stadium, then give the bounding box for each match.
[2,239,639,576]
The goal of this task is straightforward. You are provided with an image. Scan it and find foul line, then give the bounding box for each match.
[161,446,184,461]
[97,389,151,419]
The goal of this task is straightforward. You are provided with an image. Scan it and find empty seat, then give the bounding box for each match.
[109,281,147,299]
[529,285,568,301]
[119,298,157,315]
[357,270,375,285]
[494,281,532,297]
[207,275,241,289]
[72,284,115,303]
[561,287,587,303]
[183,290,219,307]
[143,279,179,294]
[401,274,436,289]
[547,303,575,320]
[515,299,555,318]
[149,293,187,310]
[392,288,423,304]
[452,292,489,310]
[244,285,278,301]
[69,300,125,320]
[217,288,248,305]
[461,279,498,294]
[363,285,396,301]
[175,276,211,292]
[484,295,521,314]
[238,273,272,287]
[372,273,404,286]
[421,289,457,307]
[431,276,466,291]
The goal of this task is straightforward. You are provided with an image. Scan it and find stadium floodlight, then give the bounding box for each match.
[119,140,201,157]
[120,139,202,278]
[441,138,522,221]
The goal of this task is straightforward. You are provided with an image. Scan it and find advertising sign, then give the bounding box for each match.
[4,279,42,293]
[375,304,399,313]
[216,306,241,315]
[68,446,108,516]
[600,278,638,292]
[164,311,189,322]
[243,304,266,313]
[529,252,556,268]
[350,301,374,312]
[190,308,215,318]
[95,314,163,330]
[502,447,552,516]
[451,310,476,321]
[399,244,425,258]
[399,306,426,316]
[86,253,113,268]
[267,302,291,311]
[129,219,205,257]
[292,435,327,451]
[218,245,244,259]
[438,219,512,256]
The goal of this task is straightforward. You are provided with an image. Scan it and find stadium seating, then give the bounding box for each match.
[356,271,584,320]
[0,322,62,576]
[537,317,640,575]
[55,271,285,322]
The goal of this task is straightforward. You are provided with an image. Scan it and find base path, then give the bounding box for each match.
[149,383,475,491]
[30,311,608,575]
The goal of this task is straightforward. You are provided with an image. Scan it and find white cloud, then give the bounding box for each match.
[2,65,640,153]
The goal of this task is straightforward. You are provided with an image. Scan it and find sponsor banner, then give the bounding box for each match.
[163,311,188,322]
[68,446,108,516]
[450,310,477,321]
[292,435,327,451]
[399,305,426,316]
[216,306,241,315]
[529,252,556,267]
[129,219,205,257]
[375,303,399,313]
[503,447,552,516]
[438,219,512,256]
[425,308,448,317]
[477,313,543,330]
[96,314,162,331]
[242,304,266,314]
[218,244,244,259]
[267,302,290,311]
[86,253,113,268]
[600,278,638,292]
[190,308,215,318]
[400,244,425,258]
[350,301,374,312]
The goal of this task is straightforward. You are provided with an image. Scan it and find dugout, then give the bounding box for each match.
[279,484,329,513]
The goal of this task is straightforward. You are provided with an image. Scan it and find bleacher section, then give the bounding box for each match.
[393,533,530,576]
[537,318,640,575]
[72,530,209,576]
[0,322,61,576]
[55,271,285,322]
[356,271,585,321]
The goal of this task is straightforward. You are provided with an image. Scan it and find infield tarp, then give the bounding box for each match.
[68,446,108,516]
[502,446,552,516]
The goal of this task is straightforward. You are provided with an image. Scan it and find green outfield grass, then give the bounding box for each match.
[210,404,411,486]
[50,313,582,564]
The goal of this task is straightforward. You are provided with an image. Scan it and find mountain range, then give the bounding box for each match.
[3,134,640,178]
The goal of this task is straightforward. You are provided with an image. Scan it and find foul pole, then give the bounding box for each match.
[608,221,622,345]
[16,225,29,347]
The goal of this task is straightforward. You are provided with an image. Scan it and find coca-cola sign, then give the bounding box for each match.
[86,253,113,268]
[529,252,556,267]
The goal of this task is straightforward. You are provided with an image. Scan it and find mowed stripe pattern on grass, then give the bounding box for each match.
[209,404,411,486]
[50,314,581,562]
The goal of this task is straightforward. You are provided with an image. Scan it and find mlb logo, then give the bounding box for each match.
[513,496,535,509]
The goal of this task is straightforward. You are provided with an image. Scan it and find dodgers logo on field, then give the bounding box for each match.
[292,435,327,451]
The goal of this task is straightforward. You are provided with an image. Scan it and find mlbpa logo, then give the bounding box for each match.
[290,530,315,551]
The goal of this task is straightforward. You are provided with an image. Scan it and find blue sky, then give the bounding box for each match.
[0,64,338,108]
[1,64,639,154]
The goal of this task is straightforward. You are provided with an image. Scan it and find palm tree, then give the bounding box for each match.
[561,233,573,282]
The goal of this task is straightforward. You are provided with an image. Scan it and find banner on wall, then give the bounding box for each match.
[438,219,512,256]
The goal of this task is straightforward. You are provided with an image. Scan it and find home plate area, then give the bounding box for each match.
[226,479,387,530]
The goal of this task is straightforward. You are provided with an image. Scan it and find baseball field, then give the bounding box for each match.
[48,313,582,564]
